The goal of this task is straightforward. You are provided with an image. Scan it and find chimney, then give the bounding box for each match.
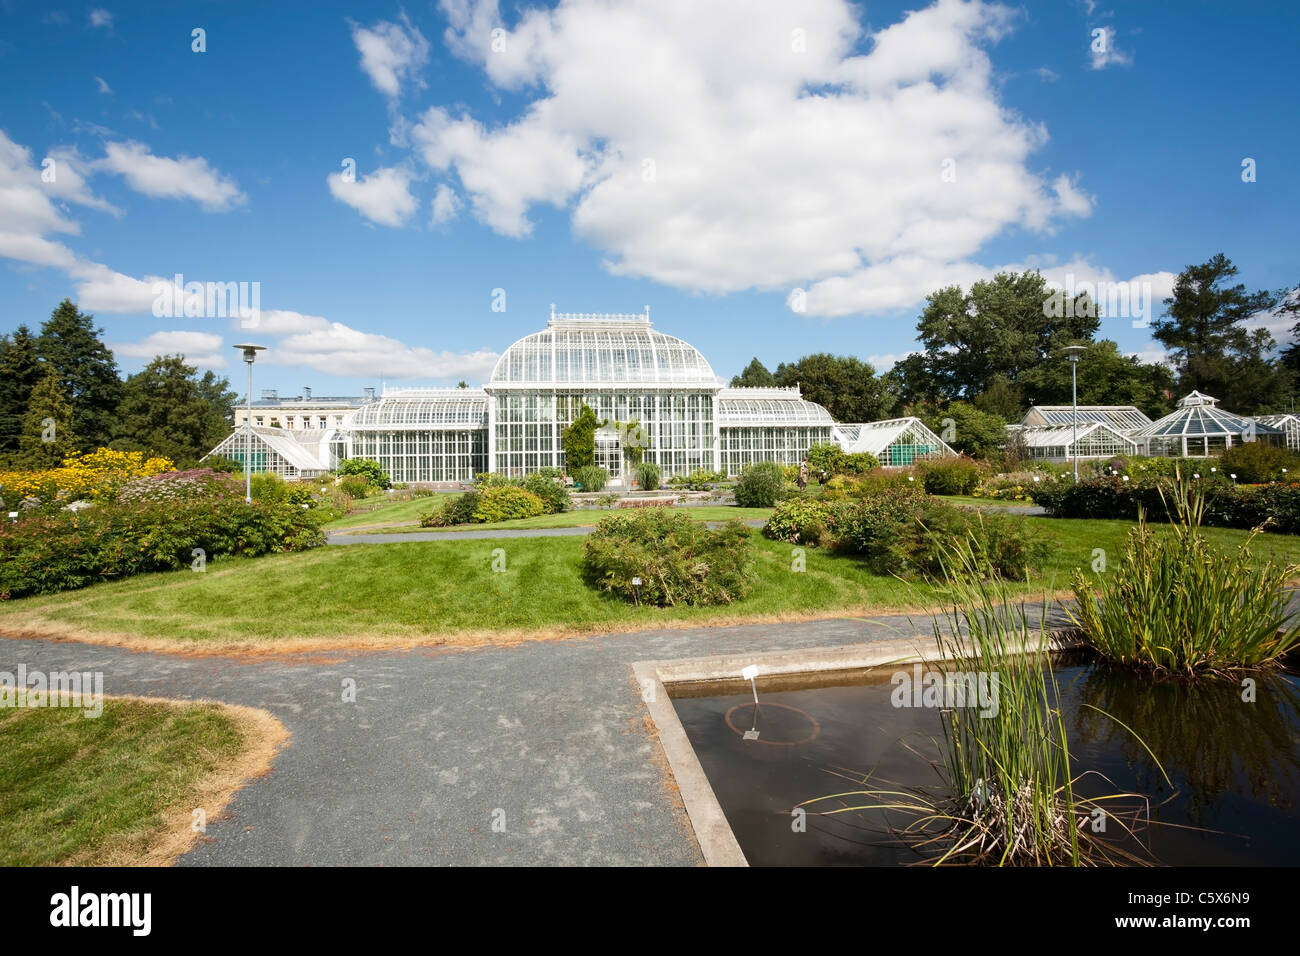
[303,386,312,399]
[261,388,278,400]
[363,386,376,401]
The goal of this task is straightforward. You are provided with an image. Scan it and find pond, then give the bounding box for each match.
[670,654,1300,866]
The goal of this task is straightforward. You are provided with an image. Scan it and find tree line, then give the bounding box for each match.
[0,299,236,468]
[733,254,1299,455]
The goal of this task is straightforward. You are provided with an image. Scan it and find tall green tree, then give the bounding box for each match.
[1017,340,1177,420]
[912,271,1098,400]
[36,299,123,448]
[18,366,79,467]
[772,353,894,422]
[0,325,42,455]
[111,355,237,466]
[561,403,599,470]
[730,357,775,387]
[1152,254,1286,412]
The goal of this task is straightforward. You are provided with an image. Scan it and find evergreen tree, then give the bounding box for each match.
[730,357,775,387]
[36,299,123,449]
[1152,254,1285,412]
[19,366,79,467]
[112,355,237,466]
[0,325,42,455]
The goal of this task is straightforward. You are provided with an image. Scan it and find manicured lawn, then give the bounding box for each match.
[2,514,1297,651]
[361,504,773,534]
[324,493,461,530]
[937,494,1031,508]
[0,695,282,865]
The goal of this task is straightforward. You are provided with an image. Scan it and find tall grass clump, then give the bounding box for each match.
[1070,472,1300,675]
[800,539,1162,866]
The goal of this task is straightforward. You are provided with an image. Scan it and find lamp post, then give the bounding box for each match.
[1063,345,1088,483]
[233,344,266,503]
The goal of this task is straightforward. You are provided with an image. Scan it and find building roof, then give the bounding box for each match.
[206,425,334,472]
[1133,391,1284,439]
[1021,405,1152,431]
[716,387,834,426]
[347,388,489,429]
[489,308,717,387]
[1010,421,1138,449]
[836,417,954,457]
[1253,413,1300,427]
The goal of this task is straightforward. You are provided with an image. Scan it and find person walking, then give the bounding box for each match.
[798,457,809,491]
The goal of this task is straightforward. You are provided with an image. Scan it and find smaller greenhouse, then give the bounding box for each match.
[1132,391,1284,457]
[206,426,340,478]
[1008,422,1138,462]
[833,417,955,466]
[1020,404,1152,432]
[716,387,835,474]
[1253,413,1300,452]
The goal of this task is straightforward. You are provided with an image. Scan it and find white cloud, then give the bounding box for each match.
[94,76,112,95]
[1089,25,1132,70]
[350,15,431,99]
[414,0,1096,310]
[1052,174,1094,218]
[88,8,113,29]
[97,141,246,210]
[327,164,419,227]
[430,183,461,224]
[1035,66,1059,82]
[115,331,228,368]
[866,352,916,370]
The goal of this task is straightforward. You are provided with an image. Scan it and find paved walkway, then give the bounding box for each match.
[0,609,1064,866]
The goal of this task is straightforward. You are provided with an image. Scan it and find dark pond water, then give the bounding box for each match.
[670,657,1300,866]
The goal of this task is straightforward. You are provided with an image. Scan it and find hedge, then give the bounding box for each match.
[0,498,325,599]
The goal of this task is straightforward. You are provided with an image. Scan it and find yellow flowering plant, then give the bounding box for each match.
[0,448,175,508]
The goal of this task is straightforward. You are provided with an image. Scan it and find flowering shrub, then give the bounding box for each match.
[0,498,325,599]
[617,498,674,508]
[469,485,545,523]
[117,469,241,504]
[917,456,986,495]
[0,448,175,509]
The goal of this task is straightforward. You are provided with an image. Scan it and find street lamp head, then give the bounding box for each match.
[233,343,266,364]
[1062,344,1088,363]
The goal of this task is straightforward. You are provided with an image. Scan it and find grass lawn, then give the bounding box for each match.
[2,515,1298,652]
[359,504,773,534]
[0,694,286,865]
[324,493,460,530]
[937,494,1035,508]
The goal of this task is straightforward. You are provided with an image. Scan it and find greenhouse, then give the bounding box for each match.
[1132,390,1284,457]
[208,307,955,482]
[1253,413,1300,452]
[1019,404,1152,433]
[207,426,340,479]
[1008,422,1138,462]
[832,417,954,466]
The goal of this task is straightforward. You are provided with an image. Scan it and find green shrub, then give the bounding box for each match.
[635,461,662,491]
[734,461,787,508]
[763,483,1050,580]
[469,485,545,523]
[762,498,837,547]
[581,509,756,606]
[420,492,477,527]
[668,469,726,490]
[1071,479,1300,674]
[117,469,240,504]
[571,465,608,492]
[338,457,391,490]
[337,476,374,500]
[1217,441,1300,484]
[0,498,325,599]
[522,473,571,514]
[918,456,985,495]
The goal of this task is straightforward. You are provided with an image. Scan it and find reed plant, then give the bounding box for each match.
[800,537,1163,865]
[1070,471,1300,675]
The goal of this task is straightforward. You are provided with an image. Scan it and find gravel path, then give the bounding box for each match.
[0,608,1065,866]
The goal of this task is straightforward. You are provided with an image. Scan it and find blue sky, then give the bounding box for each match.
[0,0,1296,396]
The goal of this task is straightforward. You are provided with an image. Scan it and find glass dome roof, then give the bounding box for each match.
[348,389,488,429]
[716,388,834,425]
[489,310,717,387]
[1134,391,1284,439]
